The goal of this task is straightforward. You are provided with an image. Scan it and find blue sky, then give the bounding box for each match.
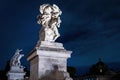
[0,0,120,74]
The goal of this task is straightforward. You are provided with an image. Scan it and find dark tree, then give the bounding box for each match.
[0,60,11,80]
[67,66,76,78]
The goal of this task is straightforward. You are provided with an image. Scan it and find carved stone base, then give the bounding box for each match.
[27,41,72,80]
[7,66,25,80]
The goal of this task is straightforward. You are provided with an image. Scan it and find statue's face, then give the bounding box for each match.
[52,12,60,18]
[52,7,61,18]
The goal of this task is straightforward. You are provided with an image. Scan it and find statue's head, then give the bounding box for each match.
[52,4,62,14]
[39,4,62,17]
[52,4,62,18]
[16,49,22,53]
[40,4,52,14]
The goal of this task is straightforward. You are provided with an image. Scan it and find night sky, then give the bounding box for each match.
[0,0,120,74]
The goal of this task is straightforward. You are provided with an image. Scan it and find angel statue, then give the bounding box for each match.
[37,4,62,43]
[10,49,24,67]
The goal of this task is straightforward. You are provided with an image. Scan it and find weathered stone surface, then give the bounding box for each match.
[7,66,25,80]
[27,41,72,80]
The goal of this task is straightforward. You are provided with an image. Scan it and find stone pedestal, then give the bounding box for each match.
[27,41,72,80]
[7,66,25,80]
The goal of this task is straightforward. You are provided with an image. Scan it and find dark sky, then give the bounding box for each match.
[0,0,120,74]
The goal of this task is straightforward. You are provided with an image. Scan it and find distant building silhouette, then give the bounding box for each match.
[74,58,120,80]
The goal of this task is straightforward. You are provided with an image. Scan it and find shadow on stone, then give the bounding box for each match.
[40,65,72,80]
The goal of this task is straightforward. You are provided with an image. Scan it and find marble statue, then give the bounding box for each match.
[27,4,72,80]
[7,49,25,80]
[10,49,24,66]
[37,4,62,42]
